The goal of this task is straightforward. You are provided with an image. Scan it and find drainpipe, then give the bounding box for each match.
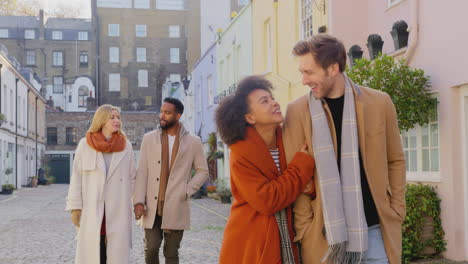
[35,96,38,175]
[15,77,19,188]
[404,0,419,64]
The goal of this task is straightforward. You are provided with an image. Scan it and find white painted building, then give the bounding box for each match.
[0,48,47,191]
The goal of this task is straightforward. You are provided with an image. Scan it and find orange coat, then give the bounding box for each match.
[219,126,315,264]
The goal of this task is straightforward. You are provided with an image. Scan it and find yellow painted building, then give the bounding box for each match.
[251,0,328,109]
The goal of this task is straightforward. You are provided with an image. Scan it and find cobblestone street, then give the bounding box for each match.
[0,185,230,264]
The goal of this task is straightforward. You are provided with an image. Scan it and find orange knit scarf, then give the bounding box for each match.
[86,131,126,153]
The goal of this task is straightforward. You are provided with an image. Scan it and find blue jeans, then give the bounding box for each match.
[362,225,389,264]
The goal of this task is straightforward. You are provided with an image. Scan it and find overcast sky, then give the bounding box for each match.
[38,0,91,18]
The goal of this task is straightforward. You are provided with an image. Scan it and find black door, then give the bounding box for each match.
[47,154,70,184]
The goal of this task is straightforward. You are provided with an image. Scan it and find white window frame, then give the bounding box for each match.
[108,24,120,37]
[138,70,149,87]
[53,76,63,93]
[78,31,88,40]
[80,51,88,65]
[52,31,63,40]
[136,25,147,37]
[156,0,184,10]
[134,0,150,9]
[136,47,146,62]
[300,0,313,40]
[109,47,119,63]
[169,25,180,38]
[403,103,440,182]
[52,51,63,66]
[170,48,180,64]
[0,29,8,38]
[387,0,404,8]
[26,50,35,65]
[24,29,35,39]
[109,73,120,92]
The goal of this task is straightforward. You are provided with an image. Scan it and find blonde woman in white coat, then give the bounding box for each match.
[66,104,136,264]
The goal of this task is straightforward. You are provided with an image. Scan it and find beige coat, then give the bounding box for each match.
[133,124,209,230]
[283,85,406,264]
[66,138,136,264]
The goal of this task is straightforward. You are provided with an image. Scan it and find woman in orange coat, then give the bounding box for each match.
[216,75,315,264]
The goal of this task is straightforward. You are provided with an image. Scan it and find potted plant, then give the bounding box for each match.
[216,177,232,204]
[29,176,38,187]
[1,184,15,195]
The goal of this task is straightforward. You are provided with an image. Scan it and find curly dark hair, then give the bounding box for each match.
[215,75,273,146]
[164,97,184,114]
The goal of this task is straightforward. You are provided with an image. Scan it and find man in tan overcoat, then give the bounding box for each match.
[283,34,406,264]
[133,97,209,264]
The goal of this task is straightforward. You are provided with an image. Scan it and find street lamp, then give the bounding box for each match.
[182,76,190,92]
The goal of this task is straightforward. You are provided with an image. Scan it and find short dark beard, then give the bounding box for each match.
[160,120,177,130]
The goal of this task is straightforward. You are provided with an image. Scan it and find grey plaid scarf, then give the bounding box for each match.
[308,76,368,263]
[270,149,296,264]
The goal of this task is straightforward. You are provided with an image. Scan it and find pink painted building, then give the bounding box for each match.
[328,0,468,260]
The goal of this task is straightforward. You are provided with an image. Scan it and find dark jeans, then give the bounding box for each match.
[144,215,184,264]
[100,235,106,264]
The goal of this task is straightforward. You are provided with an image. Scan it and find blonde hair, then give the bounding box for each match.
[87,104,126,138]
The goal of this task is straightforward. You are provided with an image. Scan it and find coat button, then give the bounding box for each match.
[156,178,159,181]
[155,196,157,200]
[158,161,161,164]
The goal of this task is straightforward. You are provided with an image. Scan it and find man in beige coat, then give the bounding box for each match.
[283,34,406,264]
[133,97,209,264]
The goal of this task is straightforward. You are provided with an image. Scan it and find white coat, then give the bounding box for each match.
[66,138,136,264]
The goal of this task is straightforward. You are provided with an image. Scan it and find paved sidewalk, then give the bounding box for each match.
[0,185,231,264]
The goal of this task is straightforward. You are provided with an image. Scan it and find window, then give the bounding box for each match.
[26,50,35,65]
[239,0,249,5]
[52,51,63,66]
[78,31,88,40]
[66,127,78,145]
[402,104,439,182]
[68,93,72,103]
[136,48,146,62]
[109,73,120,91]
[144,127,153,133]
[388,0,403,7]
[169,25,180,38]
[170,48,180,63]
[134,0,150,8]
[136,25,147,37]
[170,74,181,82]
[109,47,119,63]
[52,31,63,40]
[108,24,120,37]
[145,96,152,105]
[80,51,88,66]
[25,29,35,39]
[301,0,313,39]
[0,29,8,38]
[78,86,89,107]
[207,75,213,105]
[156,0,184,10]
[47,127,57,145]
[53,77,63,93]
[138,70,148,87]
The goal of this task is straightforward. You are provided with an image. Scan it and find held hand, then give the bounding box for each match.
[300,143,309,154]
[134,203,146,220]
[71,209,82,227]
